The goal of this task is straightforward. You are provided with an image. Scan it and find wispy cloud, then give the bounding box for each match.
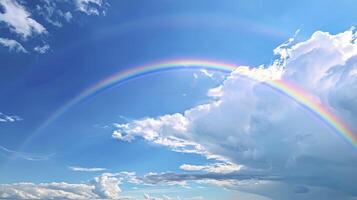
[180,162,243,174]
[0,112,22,122]
[0,145,54,161]
[199,69,214,78]
[69,166,107,172]
[33,44,50,54]
[0,37,27,53]
[75,0,107,15]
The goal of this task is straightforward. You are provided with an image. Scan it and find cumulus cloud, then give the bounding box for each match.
[113,29,357,199]
[0,173,130,200]
[69,166,107,172]
[0,0,46,38]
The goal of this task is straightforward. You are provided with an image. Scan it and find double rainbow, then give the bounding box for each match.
[30,59,356,148]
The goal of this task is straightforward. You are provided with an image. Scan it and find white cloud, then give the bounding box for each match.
[36,1,74,27]
[0,0,104,54]
[62,11,73,22]
[144,193,173,200]
[0,0,46,38]
[75,0,106,15]
[199,69,214,78]
[34,44,50,54]
[113,29,357,199]
[92,173,123,199]
[0,182,97,200]
[0,145,53,161]
[143,193,204,200]
[0,173,130,200]
[180,162,243,174]
[69,166,107,172]
[0,37,27,53]
[0,112,22,122]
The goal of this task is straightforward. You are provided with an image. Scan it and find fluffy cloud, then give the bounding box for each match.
[0,0,105,54]
[113,29,357,199]
[0,173,129,200]
[0,0,46,38]
[69,166,107,172]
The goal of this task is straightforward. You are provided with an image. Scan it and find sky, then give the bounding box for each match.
[1,0,357,199]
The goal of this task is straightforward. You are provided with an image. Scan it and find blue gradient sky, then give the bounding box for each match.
[1,0,357,200]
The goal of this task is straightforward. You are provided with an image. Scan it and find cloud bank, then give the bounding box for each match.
[0,173,129,200]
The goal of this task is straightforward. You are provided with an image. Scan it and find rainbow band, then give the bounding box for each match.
[29,59,356,148]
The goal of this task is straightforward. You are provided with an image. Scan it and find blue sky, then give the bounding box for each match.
[1,0,357,199]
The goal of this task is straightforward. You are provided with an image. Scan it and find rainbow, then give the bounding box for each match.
[27,59,356,148]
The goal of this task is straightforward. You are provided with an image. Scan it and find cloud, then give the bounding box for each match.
[180,162,243,174]
[113,29,357,199]
[0,112,22,122]
[33,44,50,54]
[199,69,214,78]
[0,0,104,54]
[144,193,179,200]
[35,0,74,26]
[0,173,130,200]
[61,11,73,22]
[75,0,106,15]
[0,145,53,161]
[69,166,107,172]
[0,37,27,53]
[0,0,46,38]
[92,173,123,199]
[143,193,203,200]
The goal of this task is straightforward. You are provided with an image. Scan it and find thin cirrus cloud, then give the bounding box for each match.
[0,112,22,122]
[69,166,107,172]
[0,145,54,161]
[0,37,28,53]
[112,29,357,199]
[75,0,106,15]
[33,44,50,54]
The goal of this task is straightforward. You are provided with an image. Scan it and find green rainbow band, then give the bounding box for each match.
[29,59,356,148]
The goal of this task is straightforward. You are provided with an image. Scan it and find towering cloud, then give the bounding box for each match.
[113,29,357,199]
